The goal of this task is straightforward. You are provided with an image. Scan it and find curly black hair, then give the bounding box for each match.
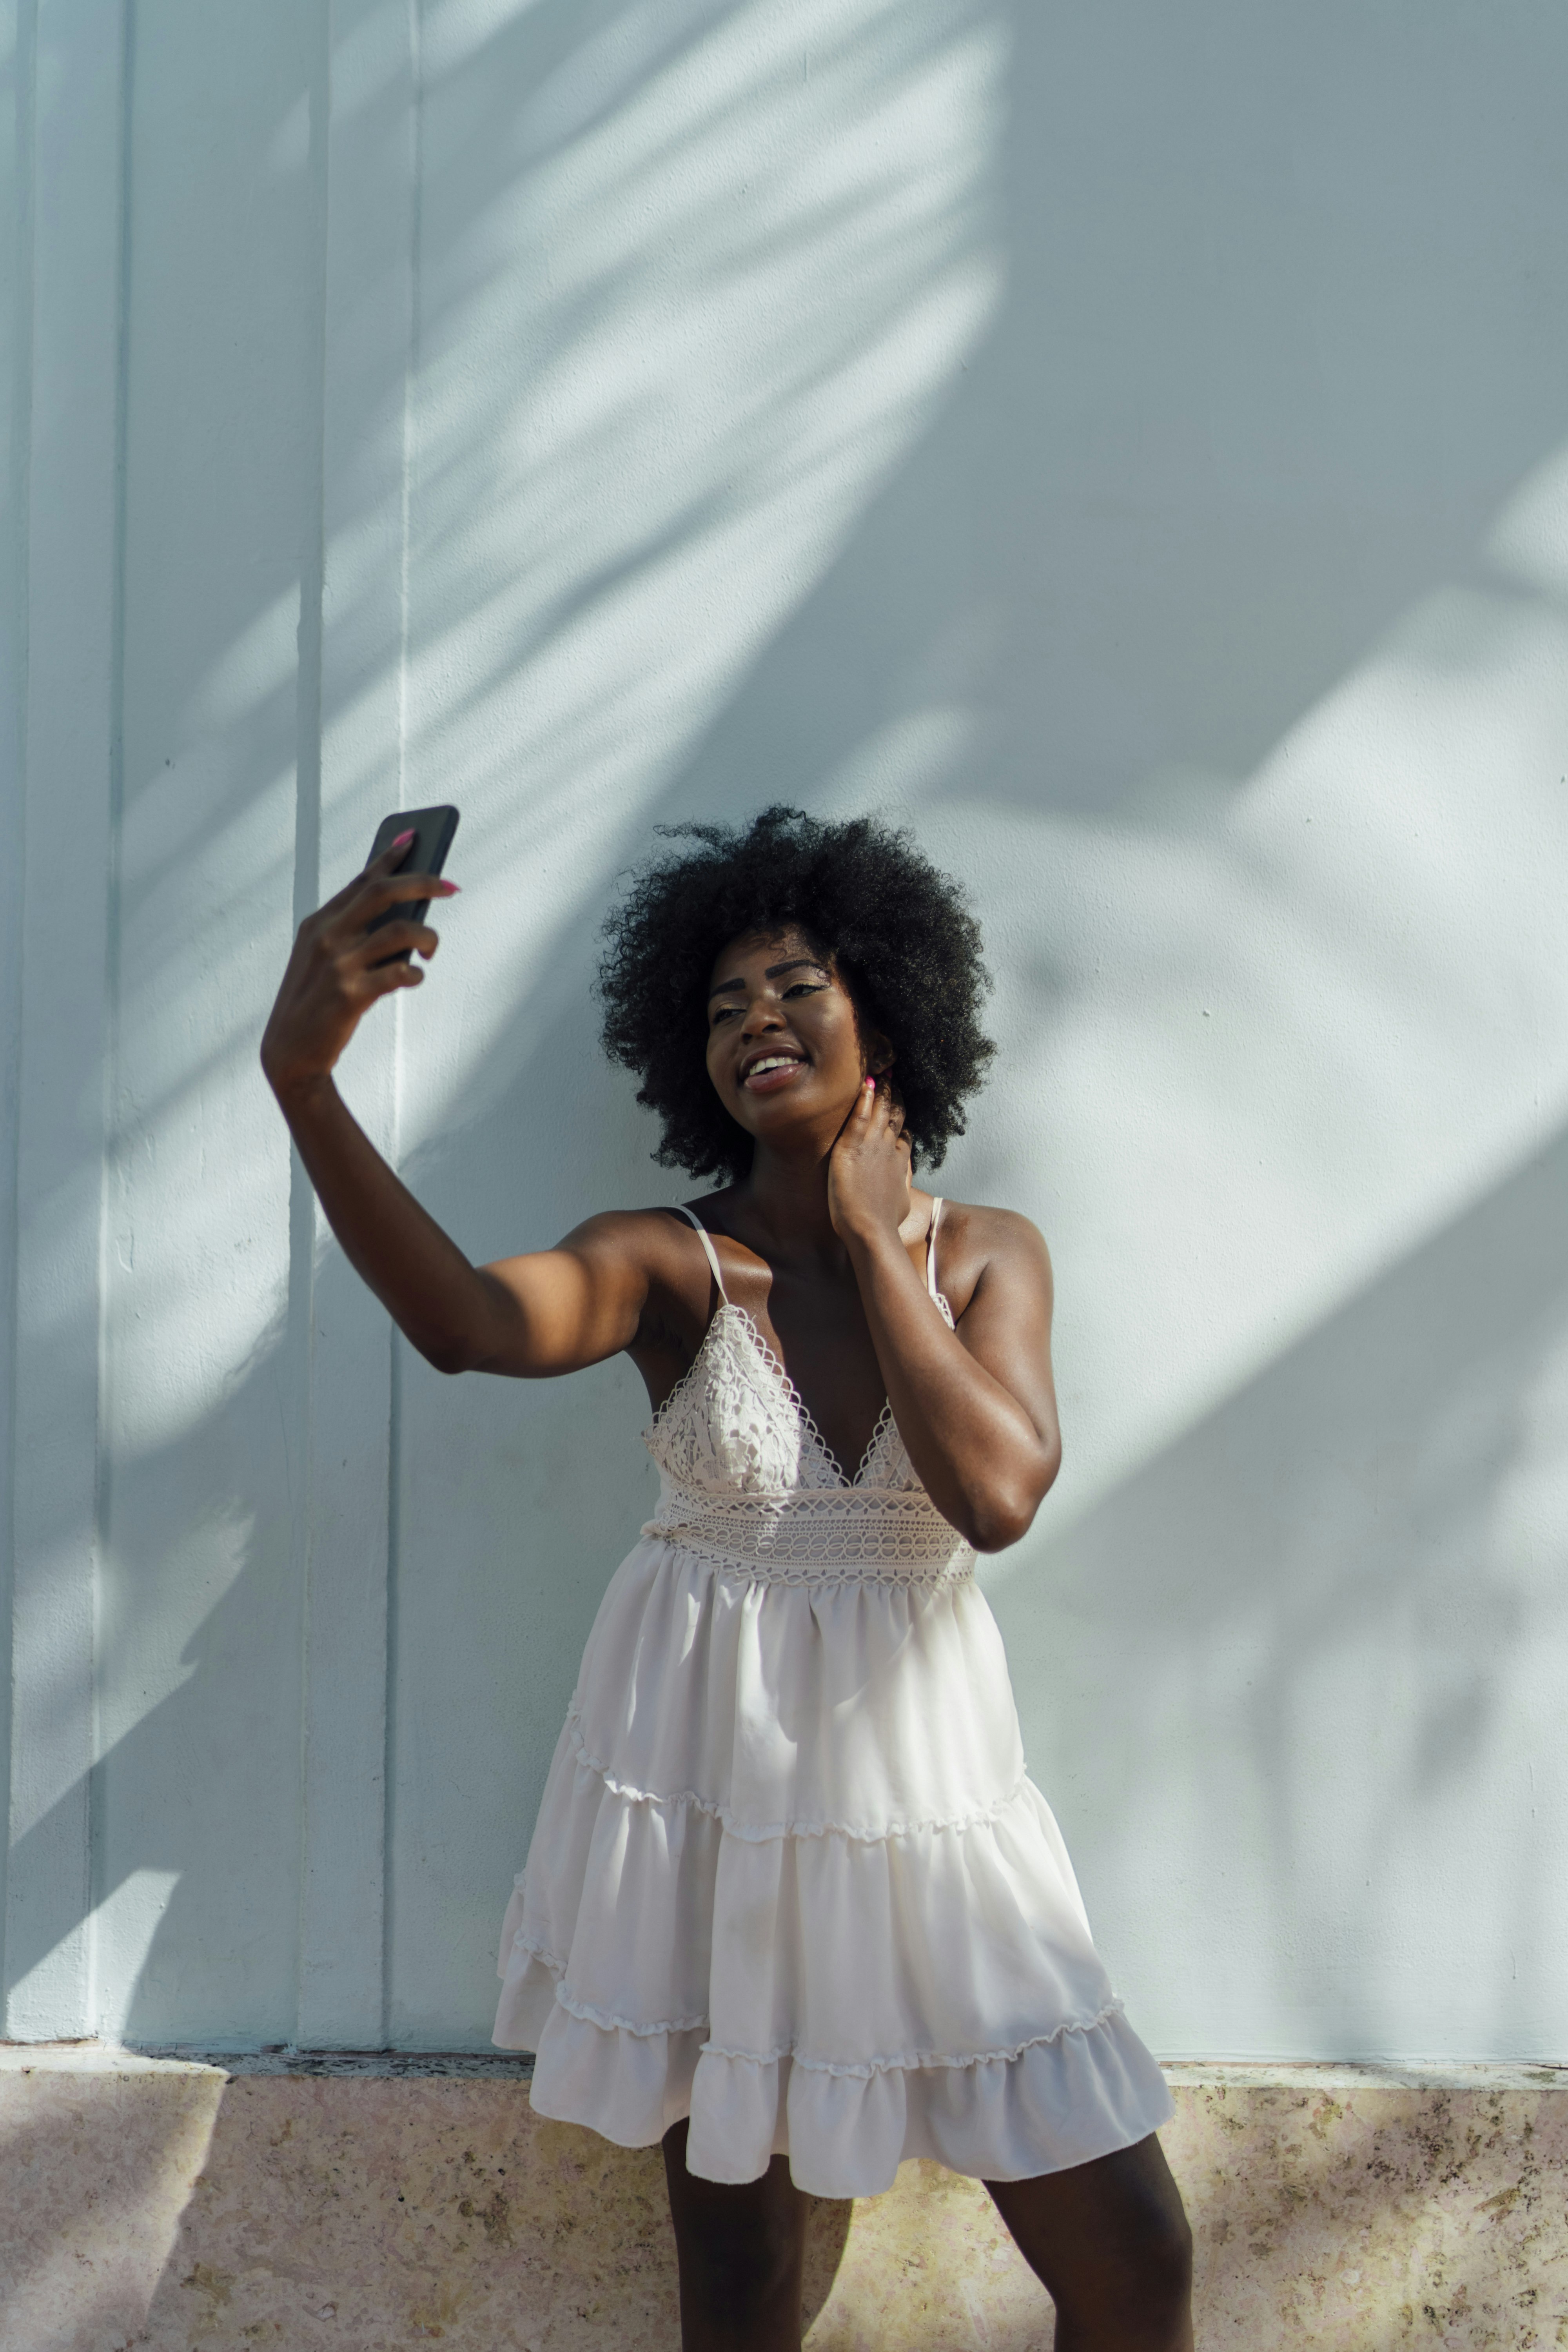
[597,805,995,1181]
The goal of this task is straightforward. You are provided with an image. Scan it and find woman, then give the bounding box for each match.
[262,806,1192,2351]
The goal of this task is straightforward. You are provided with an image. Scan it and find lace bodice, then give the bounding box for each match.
[645,1299,951,1496]
[640,1205,972,1580]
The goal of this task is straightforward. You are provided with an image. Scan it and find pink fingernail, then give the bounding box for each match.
[391,829,415,849]
[435,880,460,895]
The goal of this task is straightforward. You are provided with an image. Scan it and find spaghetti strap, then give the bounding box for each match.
[925,1196,945,1302]
[675,1205,730,1305]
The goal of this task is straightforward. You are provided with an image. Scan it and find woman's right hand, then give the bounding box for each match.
[260,837,456,1098]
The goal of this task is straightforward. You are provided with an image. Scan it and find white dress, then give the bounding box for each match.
[494,1202,1172,2198]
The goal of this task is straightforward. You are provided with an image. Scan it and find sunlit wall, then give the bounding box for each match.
[4,0,1566,2057]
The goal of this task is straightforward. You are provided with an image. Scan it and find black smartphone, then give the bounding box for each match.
[363,805,460,963]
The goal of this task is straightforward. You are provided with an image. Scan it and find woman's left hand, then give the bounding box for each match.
[828,1078,913,1243]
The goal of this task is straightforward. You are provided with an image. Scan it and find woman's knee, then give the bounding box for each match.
[677,2208,800,2327]
[662,2134,806,2337]
[993,2140,1193,2340]
[1103,2154,1192,2312]
[1050,2203,1191,2348]
[1133,2193,1194,2310]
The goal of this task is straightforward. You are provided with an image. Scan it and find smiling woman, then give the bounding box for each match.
[260,805,1191,2352]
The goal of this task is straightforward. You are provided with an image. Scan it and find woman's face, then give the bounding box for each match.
[705,927,886,1155]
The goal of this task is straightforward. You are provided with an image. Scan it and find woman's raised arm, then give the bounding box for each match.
[261,846,647,1377]
[828,1082,1061,1552]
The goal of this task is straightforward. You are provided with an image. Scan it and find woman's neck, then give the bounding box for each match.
[736,1142,840,1261]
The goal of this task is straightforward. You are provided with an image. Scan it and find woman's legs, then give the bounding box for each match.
[660,2120,1191,2351]
[662,2119,811,2352]
[986,2134,1194,2351]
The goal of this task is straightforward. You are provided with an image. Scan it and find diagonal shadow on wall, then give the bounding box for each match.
[998,1118,1568,2061]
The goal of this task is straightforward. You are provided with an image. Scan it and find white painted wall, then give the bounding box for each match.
[4,0,1566,2059]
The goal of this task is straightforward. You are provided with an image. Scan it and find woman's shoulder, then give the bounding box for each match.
[931,1195,1048,1254]
[926,1196,1052,1316]
[550,1203,731,1333]
[557,1201,722,1259]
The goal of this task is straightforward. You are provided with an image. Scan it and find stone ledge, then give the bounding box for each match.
[1163,2057,1568,2092]
[0,2046,1563,2347]
[10,2042,1563,2089]
[0,2043,537,2079]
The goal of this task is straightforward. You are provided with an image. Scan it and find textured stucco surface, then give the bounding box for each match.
[2,2054,1566,2350]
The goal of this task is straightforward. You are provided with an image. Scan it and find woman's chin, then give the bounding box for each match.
[733,1090,853,1148]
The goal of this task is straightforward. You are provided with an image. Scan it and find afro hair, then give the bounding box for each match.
[597,805,995,1181]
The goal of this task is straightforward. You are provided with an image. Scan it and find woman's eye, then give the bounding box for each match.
[784,982,824,1000]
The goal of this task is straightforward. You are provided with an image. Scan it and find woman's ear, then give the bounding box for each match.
[864,1031,895,1077]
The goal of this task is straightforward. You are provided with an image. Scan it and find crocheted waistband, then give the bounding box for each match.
[641,1475,976,1584]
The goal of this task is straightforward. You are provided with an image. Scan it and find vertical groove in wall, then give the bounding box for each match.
[381,0,421,2047]
[7,0,128,2034]
[86,0,134,2031]
[0,0,38,1973]
[290,0,332,2040]
[395,0,418,804]
[294,10,328,932]
[383,1319,400,2045]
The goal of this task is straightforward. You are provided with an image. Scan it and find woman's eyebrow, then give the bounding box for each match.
[706,957,828,1000]
[766,957,829,980]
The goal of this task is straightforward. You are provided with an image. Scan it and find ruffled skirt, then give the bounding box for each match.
[495,1532,1171,2197]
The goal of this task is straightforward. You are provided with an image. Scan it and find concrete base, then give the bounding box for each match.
[1,2049,1564,2349]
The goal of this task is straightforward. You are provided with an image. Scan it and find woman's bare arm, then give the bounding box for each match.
[276,1077,648,1375]
[829,1083,1061,1552]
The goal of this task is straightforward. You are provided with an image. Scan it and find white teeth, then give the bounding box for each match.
[747,1055,800,1078]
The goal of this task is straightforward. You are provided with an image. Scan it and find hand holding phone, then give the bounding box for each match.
[260,804,461,1097]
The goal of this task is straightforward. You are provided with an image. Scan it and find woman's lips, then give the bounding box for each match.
[741,1056,806,1093]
